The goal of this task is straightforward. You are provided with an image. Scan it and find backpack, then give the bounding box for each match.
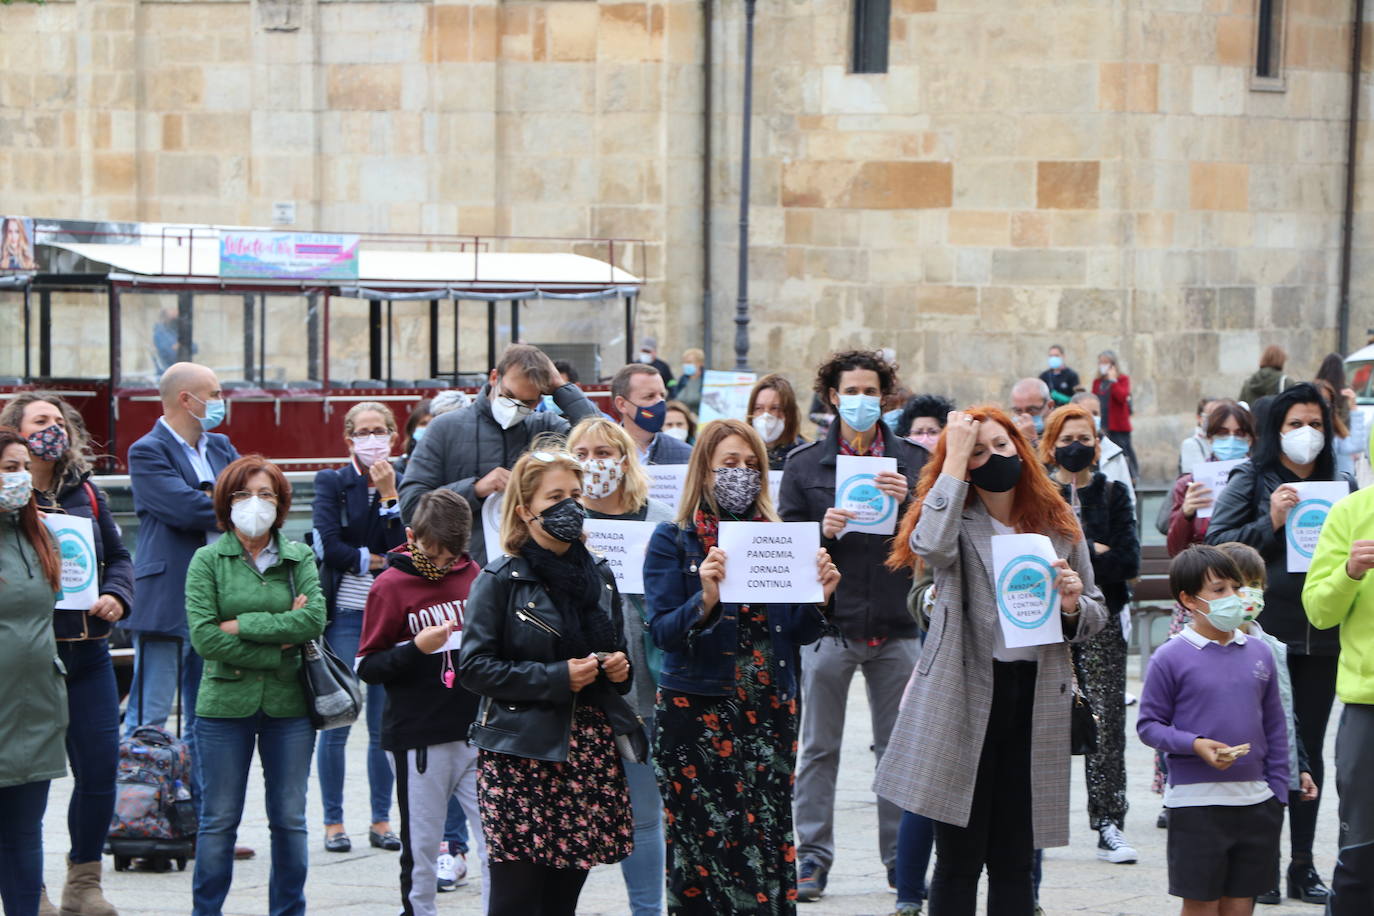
[109,725,197,844]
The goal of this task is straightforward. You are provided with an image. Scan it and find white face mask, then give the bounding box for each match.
[637,351,654,364]
[752,413,784,444]
[578,456,625,500]
[662,426,690,442]
[1098,362,1112,377]
[489,388,534,430]
[231,496,276,538]
[1281,425,1324,465]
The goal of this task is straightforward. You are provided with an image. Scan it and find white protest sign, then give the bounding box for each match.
[834,455,898,538]
[698,370,757,423]
[991,533,1065,649]
[584,519,655,594]
[481,492,504,560]
[42,513,100,610]
[768,470,785,505]
[645,464,688,515]
[1192,458,1245,520]
[1285,481,1349,573]
[717,521,823,605]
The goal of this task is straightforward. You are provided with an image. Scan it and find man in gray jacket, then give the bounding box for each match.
[399,344,599,565]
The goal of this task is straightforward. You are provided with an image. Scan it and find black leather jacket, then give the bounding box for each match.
[458,552,633,762]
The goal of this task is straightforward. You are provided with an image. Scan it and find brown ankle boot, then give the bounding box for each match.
[38,886,60,916]
[60,859,117,916]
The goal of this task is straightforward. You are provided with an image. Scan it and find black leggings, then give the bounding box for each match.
[1287,653,1339,863]
[929,661,1037,916]
[487,860,590,916]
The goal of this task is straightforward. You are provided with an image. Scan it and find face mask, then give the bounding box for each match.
[1098,363,1112,377]
[1031,414,1045,435]
[1238,586,1265,623]
[26,424,69,462]
[968,453,1023,493]
[910,433,939,452]
[752,413,784,444]
[351,434,391,469]
[578,456,625,500]
[0,470,32,512]
[536,497,586,543]
[1092,414,1102,431]
[1047,355,1063,370]
[1196,593,1247,633]
[412,426,427,444]
[490,389,534,430]
[541,394,563,417]
[1055,441,1095,474]
[713,466,762,517]
[837,394,882,433]
[637,351,654,364]
[680,363,697,377]
[1280,425,1323,465]
[1210,435,1249,462]
[191,394,225,431]
[663,426,690,442]
[230,496,276,538]
[409,541,455,581]
[629,399,667,435]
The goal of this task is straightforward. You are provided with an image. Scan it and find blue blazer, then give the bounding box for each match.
[126,421,239,636]
[311,462,406,619]
[642,521,825,700]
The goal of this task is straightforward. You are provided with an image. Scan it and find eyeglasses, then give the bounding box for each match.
[230,490,278,504]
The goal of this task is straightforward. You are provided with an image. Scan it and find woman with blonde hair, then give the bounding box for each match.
[643,418,841,913]
[567,417,672,916]
[458,446,635,915]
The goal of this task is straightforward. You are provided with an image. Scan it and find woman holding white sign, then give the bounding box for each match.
[642,418,840,914]
[568,417,673,916]
[876,406,1106,916]
[1206,383,1355,904]
[1164,400,1254,557]
[2,392,134,916]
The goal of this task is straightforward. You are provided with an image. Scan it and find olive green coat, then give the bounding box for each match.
[0,511,67,788]
[185,531,326,720]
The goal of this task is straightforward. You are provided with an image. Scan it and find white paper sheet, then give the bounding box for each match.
[1285,481,1350,573]
[991,533,1065,649]
[768,470,785,506]
[481,492,504,560]
[43,513,100,610]
[717,521,823,605]
[834,455,899,538]
[584,519,655,594]
[1192,458,1246,520]
[645,464,689,516]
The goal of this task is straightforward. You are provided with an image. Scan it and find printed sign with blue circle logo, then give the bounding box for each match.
[1286,499,1332,561]
[996,554,1059,630]
[42,514,101,610]
[836,473,895,529]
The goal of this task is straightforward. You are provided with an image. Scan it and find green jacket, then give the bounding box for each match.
[1302,485,1374,705]
[0,511,67,788]
[186,531,327,719]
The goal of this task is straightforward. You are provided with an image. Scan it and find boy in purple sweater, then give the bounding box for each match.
[1138,545,1290,915]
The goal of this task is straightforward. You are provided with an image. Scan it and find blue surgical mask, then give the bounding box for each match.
[541,394,563,417]
[680,363,697,377]
[412,426,427,444]
[1048,355,1064,370]
[1210,435,1249,462]
[1092,414,1102,431]
[837,394,882,433]
[1197,594,1247,632]
[1032,414,1045,434]
[191,394,225,431]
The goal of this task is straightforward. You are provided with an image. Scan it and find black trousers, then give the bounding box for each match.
[929,661,1037,916]
[487,861,590,916]
[1286,653,1339,862]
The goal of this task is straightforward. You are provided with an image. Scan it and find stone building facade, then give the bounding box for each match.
[0,0,1369,479]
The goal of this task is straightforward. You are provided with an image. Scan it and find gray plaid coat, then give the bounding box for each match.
[873,473,1107,849]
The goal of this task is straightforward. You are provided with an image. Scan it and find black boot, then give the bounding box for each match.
[1287,863,1332,905]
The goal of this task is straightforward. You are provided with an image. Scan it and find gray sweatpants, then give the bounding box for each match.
[390,740,488,916]
[1332,703,1374,914]
[794,635,920,871]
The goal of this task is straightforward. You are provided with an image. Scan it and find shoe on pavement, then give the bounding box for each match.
[234,846,255,860]
[887,866,897,892]
[1255,887,1281,905]
[37,886,58,916]
[796,857,827,903]
[1286,863,1331,904]
[324,831,351,853]
[894,903,922,916]
[436,849,468,892]
[1095,824,1138,864]
[1156,807,1168,829]
[60,859,117,916]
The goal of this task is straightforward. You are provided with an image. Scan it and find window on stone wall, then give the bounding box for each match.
[1254,0,1284,82]
[851,0,891,74]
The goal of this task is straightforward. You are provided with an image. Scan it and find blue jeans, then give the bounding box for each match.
[315,609,393,826]
[895,809,935,904]
[58,641,121,863]
[443,793,469,854]
[193,713,315,916]
[0,780,49,916]
[126,633,203,804]
[619,727,665,916]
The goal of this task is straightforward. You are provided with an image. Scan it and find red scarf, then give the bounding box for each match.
[692,506,767,552]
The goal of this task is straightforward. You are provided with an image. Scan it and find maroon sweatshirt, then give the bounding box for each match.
[356,548,480,752]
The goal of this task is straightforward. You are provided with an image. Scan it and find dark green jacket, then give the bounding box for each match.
[186,531,326,719]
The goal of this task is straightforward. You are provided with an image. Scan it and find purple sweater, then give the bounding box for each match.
[1137,630,1290,803]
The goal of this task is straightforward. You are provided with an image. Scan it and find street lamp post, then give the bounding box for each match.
[733,0,757,371]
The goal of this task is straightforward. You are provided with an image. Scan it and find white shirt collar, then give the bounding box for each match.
[159,416,208,455]
[1179,625,1248,650]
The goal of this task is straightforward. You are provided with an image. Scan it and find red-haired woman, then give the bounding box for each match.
[875,408,1106,915]
[0,427,65,916]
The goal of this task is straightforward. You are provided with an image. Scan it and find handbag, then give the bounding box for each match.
[1067,646,1099,756]
[288,567,362,730]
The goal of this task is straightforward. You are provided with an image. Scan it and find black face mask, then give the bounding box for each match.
[1054,442,1095,474]
[536,497,586,543]
[969,453,1023,493]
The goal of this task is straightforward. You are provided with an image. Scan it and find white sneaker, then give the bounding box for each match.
[1095,824,1138,864]
[436,851,468,891]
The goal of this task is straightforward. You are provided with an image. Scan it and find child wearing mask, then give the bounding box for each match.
[1138,545,1290,915]
[356,489,487,916]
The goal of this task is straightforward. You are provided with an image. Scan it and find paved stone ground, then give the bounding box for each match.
[45,673,1339,915]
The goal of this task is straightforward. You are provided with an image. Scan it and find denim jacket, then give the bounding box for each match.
[642,521,826,700]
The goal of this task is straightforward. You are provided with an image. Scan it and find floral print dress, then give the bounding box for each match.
[654,604,800,915]
[478,702,633,869]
